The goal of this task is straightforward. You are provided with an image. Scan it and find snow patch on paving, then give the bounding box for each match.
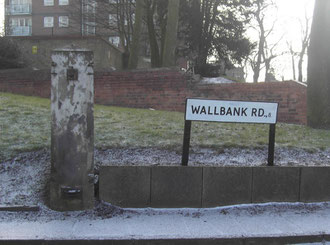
[0,201,329,240]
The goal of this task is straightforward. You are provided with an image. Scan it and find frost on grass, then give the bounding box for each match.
[2,92,330,162]
[1,92,330,208]
[1,147,330,209]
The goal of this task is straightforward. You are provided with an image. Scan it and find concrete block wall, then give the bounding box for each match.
[0,68,307,124]
[99,166,330,208]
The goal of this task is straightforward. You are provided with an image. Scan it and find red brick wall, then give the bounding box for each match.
[193,82,307,125]
[0,68,307,125]
[94,69,192,112]
[0,69,50,98]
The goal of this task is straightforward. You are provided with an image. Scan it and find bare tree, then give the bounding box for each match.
[297,14,311,82]
[69,0,135,52]
[250,0,278,83]
[128,0,144,69]
[144,0,162,67]
[262,36,284,82]
[162,0,180,67]
[286,13,311,82]
[287,41,297,80]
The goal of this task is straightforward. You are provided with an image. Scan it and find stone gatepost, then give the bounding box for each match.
[50,48,94,211]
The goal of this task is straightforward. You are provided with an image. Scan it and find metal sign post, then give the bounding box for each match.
[181,99,279,166]
[181,120,191,166]
[267,124,276,166]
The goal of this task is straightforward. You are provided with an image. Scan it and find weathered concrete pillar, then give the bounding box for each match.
[50,48,94,211]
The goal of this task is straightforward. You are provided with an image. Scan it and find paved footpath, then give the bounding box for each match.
[0,203,329,244]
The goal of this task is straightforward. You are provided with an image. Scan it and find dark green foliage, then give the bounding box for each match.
[194,64,221,77]
[179,0,253,72]
[0,37,24,69]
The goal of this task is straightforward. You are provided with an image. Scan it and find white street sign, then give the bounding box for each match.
[185,99,278,124]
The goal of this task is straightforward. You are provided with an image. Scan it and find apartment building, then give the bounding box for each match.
[5,0,81,36]
[3,0,129,70]
[5,0,131,48]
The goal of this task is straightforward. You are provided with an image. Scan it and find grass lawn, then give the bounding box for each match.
[1,92,330,162]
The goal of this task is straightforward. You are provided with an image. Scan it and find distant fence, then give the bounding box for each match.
[0,68,307,125]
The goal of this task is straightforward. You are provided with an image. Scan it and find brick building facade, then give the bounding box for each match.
[5,0,131,48]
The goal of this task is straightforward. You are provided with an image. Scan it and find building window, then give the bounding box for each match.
[9,17,32,36]
[44,16,54,27]
[85,22,96,35]
[44,0,54,6]
[59,16,69,27]
[109,36,120,47]
[10,17,31,27]
[84,0,97,13]
[109,14,117,25]
[59,0,69,5]
[10,0,31,4]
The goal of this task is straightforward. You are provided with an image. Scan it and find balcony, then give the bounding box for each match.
[8,26,32,36]
[6,4,32,15]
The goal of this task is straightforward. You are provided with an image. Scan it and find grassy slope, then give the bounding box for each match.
[1,92,330,162]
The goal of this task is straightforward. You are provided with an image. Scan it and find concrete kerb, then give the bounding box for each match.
[300,167,330,202]
[150,166,203,208]
[202,167,252,207]
[0,235,329,245]
[99,166,151,208]
[99,166,330,208]
[252,167,300,203]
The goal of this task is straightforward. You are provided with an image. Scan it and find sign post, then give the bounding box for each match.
[182,99,278,166]
[181,120,191,166]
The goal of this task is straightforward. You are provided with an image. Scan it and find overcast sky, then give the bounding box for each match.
[0,0,4,34]
[0,0,315,81]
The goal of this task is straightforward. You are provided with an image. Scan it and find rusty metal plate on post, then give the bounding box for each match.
[61,186,82,199]
[67,68,78,81]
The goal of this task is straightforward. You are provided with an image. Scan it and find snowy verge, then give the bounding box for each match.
[1,147,330,206]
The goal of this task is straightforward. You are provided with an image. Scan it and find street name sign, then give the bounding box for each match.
[182,99,279,166]
[185,99,278,124]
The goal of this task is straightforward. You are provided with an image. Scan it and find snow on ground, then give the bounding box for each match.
[0,201,329,240]
[200,77,236,84]
[95,147,330,168]
[1,147,330,206]
[0,147,330,241]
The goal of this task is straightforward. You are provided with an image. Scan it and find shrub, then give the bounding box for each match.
[0,37,24,69]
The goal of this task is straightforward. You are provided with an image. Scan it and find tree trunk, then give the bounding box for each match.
[162,0,180,67]
[264,59,270,82]
[253,1,265,83]
[253,36,264,83]
[128,0,144,69]
[297,54,304,82]
[291,55,296,81]
[298,43,308,82]
[146,1,161,67]
[307,0,330,128]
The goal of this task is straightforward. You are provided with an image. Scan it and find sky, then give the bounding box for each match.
[261,0,314,82]
[243,0,314,82]
[0,0,3,34]
[0,0,315,81]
